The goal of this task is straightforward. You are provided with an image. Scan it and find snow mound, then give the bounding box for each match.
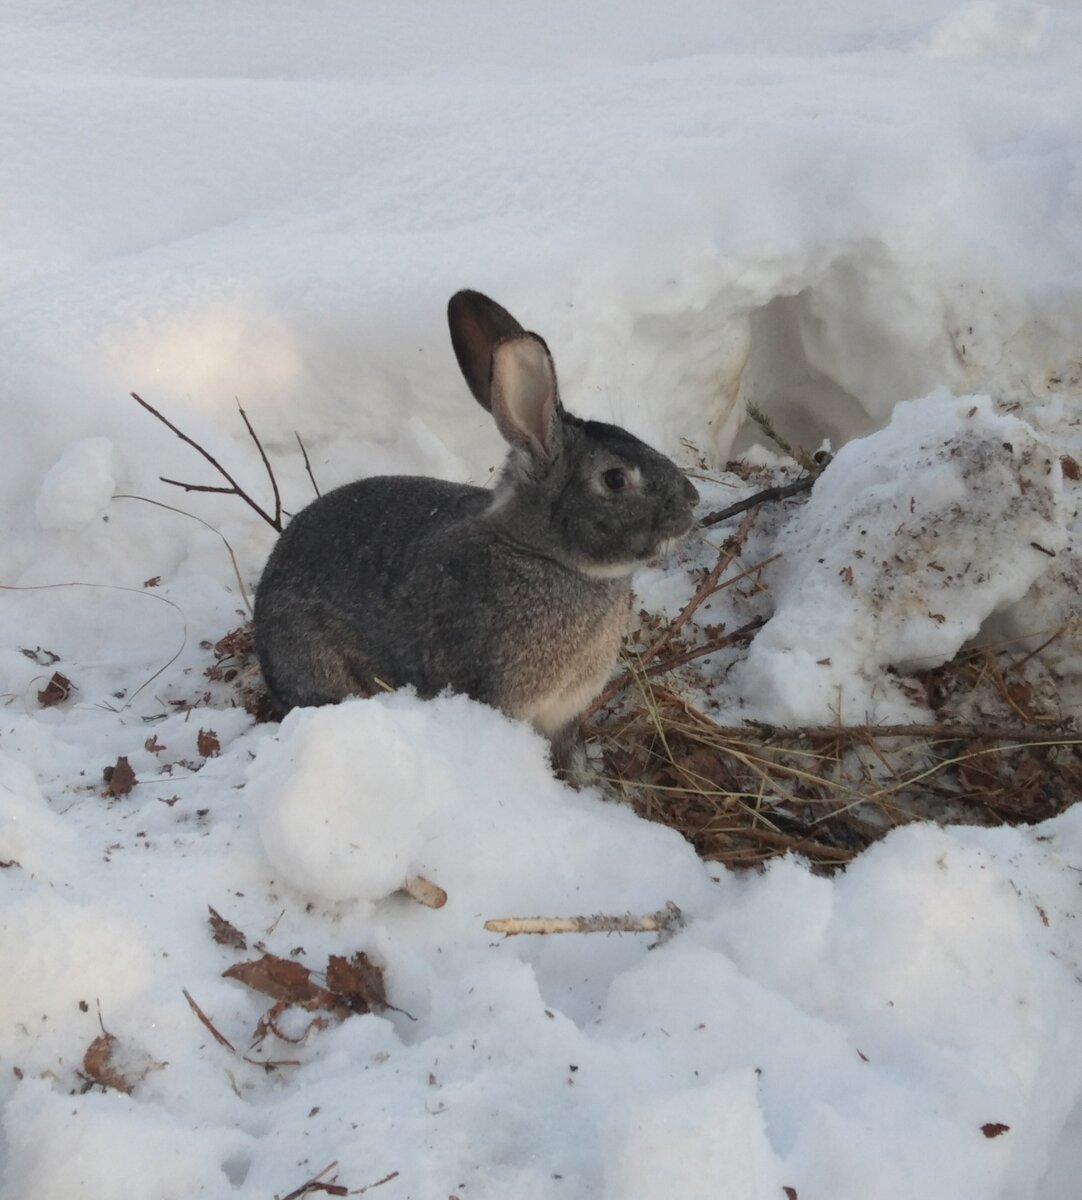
[34,437,119,532]
[249,692,714,917]
[916,0,1047,59]
[738,392,1067,724]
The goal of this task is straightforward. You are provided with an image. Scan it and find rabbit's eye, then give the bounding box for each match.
[602,468,628,492]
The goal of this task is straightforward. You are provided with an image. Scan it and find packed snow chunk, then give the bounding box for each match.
[916,0,1047,59]
[34,436,119,531]
[604,1072,785,1200]
[249,692,714,919]
[1,1078,254,1200]
[738,392,1066,724]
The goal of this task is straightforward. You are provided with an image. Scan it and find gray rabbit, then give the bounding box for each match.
[253,291,698,772]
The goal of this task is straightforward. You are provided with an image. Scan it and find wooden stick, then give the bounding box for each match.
[485,901,684,939]
[402,875,447,909]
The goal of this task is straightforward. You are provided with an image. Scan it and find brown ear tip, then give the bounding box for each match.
[447,289,482,320]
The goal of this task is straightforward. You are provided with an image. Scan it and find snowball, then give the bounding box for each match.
[248,697,431,902]
[737,392,1067,724]
[34,437,119,531]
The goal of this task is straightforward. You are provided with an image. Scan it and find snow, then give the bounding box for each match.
[737,392,1069,723]
[2,1,1082,1198]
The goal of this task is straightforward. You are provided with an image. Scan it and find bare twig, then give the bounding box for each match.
[296,432,322,498]
[131,392,283,531]
[587,616,767,718]
[280,1161,345,1200]
[640,511,758,668]
[181,988,300,1071]
[182,988,237,1053]
[701,474,818,527]
[351,1170,400,1196]
[236,399,282,529]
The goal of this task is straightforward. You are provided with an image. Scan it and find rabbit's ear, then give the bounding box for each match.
[490,333,563,462]
[448,290,526,410]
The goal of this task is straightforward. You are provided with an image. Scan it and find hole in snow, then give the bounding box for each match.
[731,289,878,458]
[221,1152,251,1187]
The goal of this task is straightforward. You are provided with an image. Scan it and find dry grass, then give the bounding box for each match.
[588,647,1082,872]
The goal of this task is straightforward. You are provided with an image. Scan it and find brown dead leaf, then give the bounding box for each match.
[103,756,136,798]
[83,1032,162,1093]
[783,1189,798,1200]
[325,953,388,1014]
[981,1122,1010,1139]
[197,728,221,758]
[144,734,166,755]
[208,906,247,950]
[839,565,853,587]
[37,672,72,707]
[223,953,343,1014]
[143,575,162,588]
[1061,455,1080,482]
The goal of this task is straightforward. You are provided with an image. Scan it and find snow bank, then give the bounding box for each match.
[739,392,1069,723]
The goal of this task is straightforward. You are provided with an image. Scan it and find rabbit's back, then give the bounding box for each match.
[254,475,630,723]
[255,476,487,710]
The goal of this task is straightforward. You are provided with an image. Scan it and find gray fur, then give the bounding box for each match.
[254,290,698,771]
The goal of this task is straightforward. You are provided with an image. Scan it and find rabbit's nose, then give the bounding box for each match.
[682,476,699,506]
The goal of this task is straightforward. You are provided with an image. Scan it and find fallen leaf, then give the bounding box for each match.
[144,734,166,755]
[325,953,388,1014]
[103,756,136,797]
[143,575,162,588]
[783,1189,798,1200]
[981,1122,1010,1139]
[197,728,221,758]
[208,906,248,950]
[83,1032,163,1093]
[37,672,72,707]
[224,953,343,1013]
[1061,455,1080,481]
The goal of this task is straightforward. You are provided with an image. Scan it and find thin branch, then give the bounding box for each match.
[280,1161,345,1200]
[351,1170,400,1196]
[236,399,282,529]
[131,392,283,531]
[182,988,237,1053]
[701,474,818,527]
[641,511,758,667]
[586,616,766,718]
[296,432,322,497]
